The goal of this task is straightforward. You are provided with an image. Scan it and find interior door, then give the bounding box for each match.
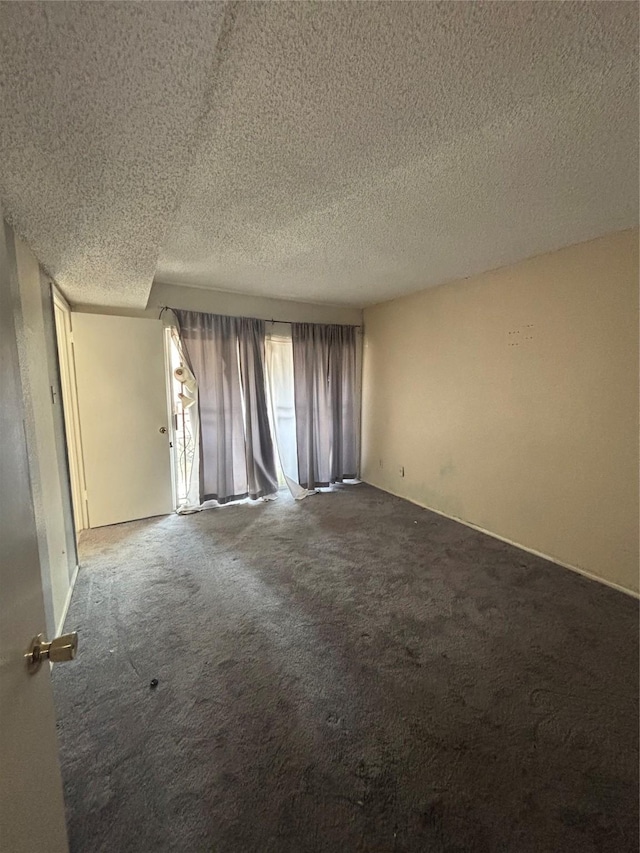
[53,292,89,533]
[0,220,69,851]
[72,313,173,527]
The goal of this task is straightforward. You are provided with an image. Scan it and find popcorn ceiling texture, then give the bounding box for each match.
[0,2,638,309]
[0,2,227,308]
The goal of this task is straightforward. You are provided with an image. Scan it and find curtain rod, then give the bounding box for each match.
[159,306,361,329]
[265,318,362,329]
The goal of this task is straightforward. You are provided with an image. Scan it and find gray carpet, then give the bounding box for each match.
[53,484,639,853]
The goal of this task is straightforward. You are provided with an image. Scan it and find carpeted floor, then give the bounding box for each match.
[53,484,639,853]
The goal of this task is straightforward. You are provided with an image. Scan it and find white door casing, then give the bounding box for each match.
[72,313,173,528]
[53,290,89,533]
[0,218,69,851]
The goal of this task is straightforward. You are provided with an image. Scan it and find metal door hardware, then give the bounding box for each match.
[25,632,78,673]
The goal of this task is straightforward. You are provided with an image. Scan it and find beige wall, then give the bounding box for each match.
[362,229,639,594]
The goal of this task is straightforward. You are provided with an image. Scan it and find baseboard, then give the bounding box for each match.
[57,562,80,635]
[362,480,639,600]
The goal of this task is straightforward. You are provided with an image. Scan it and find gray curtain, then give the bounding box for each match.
[291,323,358,489]
[175,310,278,504]
[236,317,279,500]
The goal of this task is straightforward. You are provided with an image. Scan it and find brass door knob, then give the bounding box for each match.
[25,632,78,673]
[159,426,167,434]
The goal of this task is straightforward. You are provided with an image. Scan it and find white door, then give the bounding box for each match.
[72,313,173,527]
[53,291,89,533]
[0,220,69,851]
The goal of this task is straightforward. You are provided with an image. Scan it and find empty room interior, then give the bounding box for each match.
[0,2,638,852]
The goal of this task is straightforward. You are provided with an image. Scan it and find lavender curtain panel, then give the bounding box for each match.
[291,323,358,489]
[175,310,277,504]
[236,317,279,500]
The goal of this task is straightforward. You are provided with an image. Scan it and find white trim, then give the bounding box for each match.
[53,296,89,531]
[56,563,79,635]
[362,480,639,599]
[52,285,71,313]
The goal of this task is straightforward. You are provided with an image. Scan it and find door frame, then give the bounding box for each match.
[52,289,89,532]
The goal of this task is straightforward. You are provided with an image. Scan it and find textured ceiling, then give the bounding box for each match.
[157,1,639,306]
[0,2,638,309]
[0,2,227,307]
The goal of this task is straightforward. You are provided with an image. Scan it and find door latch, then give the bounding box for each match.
[25,632,78,673]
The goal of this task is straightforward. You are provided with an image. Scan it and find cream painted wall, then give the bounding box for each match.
[72,280,363,326]
[362,229,639,594]
[11,234,76,633]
